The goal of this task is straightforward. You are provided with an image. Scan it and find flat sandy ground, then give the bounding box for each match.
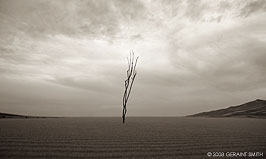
[0,117,265,159]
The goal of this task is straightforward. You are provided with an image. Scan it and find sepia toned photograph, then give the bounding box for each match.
[0,0,265,158]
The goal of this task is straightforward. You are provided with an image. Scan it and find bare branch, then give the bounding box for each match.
[122,51,139,123]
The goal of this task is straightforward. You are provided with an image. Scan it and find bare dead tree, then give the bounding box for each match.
[122,51,139,123]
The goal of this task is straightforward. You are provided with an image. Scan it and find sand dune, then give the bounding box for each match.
[0,117,265,158]
[189,99,266,118]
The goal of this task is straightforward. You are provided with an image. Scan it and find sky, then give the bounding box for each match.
[0,0,266,117]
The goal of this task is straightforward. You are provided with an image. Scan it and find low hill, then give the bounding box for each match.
[0,112,57,119]
[0,112,40,118]
[188,99,266,118]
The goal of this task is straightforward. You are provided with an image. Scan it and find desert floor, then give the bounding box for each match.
[0,117,265,159]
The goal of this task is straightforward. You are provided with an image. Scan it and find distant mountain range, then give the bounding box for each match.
[189,99,266,118]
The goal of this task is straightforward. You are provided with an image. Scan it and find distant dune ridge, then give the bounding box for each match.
[0,112,55,118]
[189,99,266,118]
[0,112,32,118]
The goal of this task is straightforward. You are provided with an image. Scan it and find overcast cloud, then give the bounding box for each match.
[0,0,266,117]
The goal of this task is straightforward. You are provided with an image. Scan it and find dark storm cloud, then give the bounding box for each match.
[239,0,266,17]
[0,0,147,39]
